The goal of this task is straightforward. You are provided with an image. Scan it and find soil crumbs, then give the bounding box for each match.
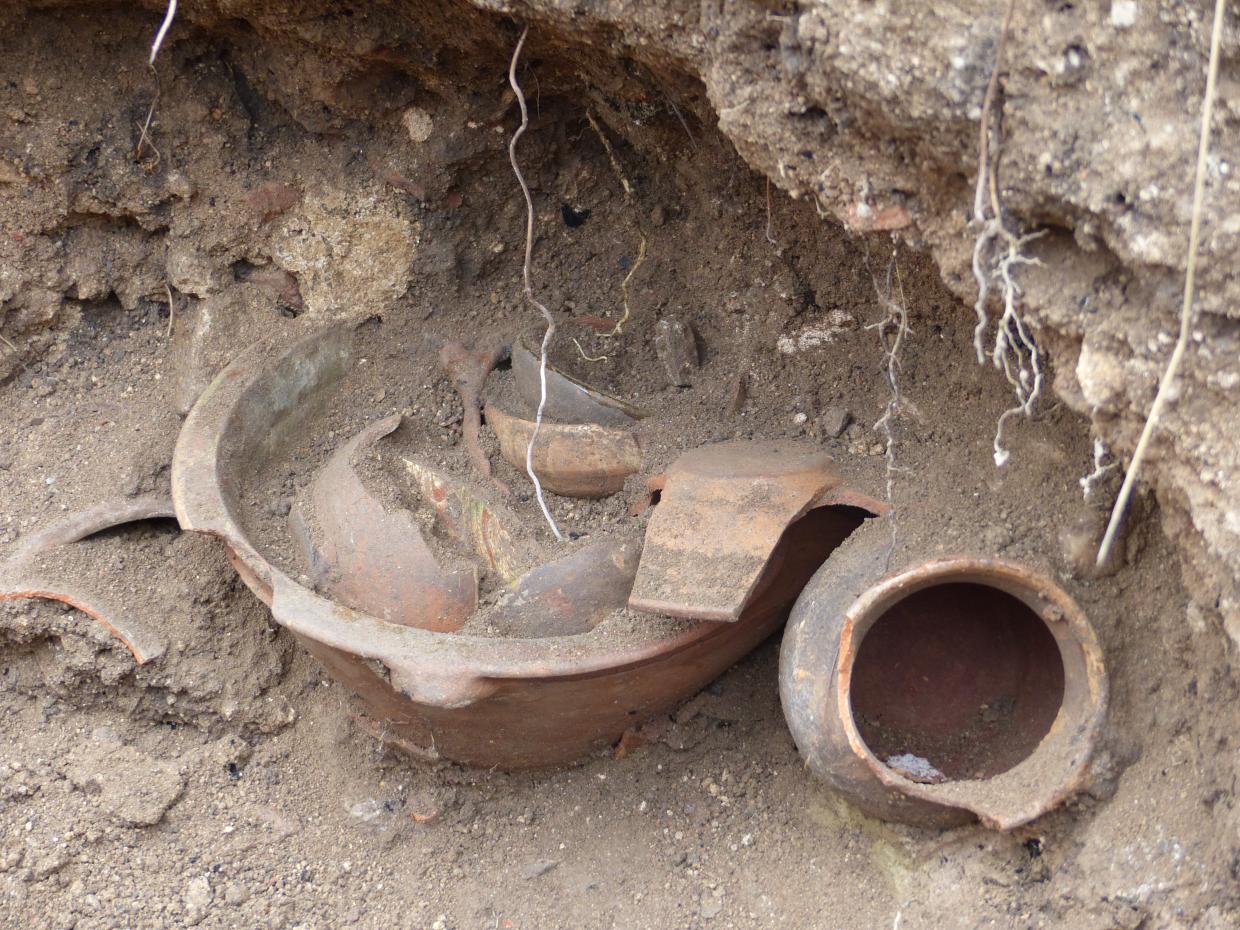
[1,7,1238,930]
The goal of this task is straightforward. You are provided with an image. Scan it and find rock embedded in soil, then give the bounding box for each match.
[654,318,699,387]
[523,859,559,879]
[183,874,213,923]
[820,406,852,439]
[222,882,250,906]
[402,107,433,144]
[64,743,185,827]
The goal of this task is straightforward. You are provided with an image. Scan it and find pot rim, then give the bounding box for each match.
[833,557,1108,830]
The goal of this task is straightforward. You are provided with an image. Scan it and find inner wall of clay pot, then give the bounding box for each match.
[848,583,1065,781]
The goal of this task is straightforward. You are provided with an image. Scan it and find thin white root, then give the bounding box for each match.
[610,235,646,337]
[507,25,564,542]
[138,0,175,163]
[1097,0,1226,566]
[971,0,1045,468]
[586,110,633,200]
[1079,437,1116,502]
[164,283,176,339]
[150,0,177,65]
[866,243,912,568]
[570,337,607,362]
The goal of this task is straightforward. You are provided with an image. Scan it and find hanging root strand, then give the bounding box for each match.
[865,243,912,567]
[150,0,177,65]
[507,25,564,542]
[970,0,1045,468]
[585,110,647,338]
[136,0,177,163]
[1079,437,1116,502]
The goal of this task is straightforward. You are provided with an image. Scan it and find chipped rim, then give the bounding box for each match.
[833,557,1108,830]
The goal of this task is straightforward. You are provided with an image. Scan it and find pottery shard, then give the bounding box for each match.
[628,440,877,621]
[654,318,699,387]
[486,403,641,499]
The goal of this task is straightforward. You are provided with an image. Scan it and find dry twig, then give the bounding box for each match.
[1097,0,1227,565]
[507,26,564,541]
[586,110,647,337]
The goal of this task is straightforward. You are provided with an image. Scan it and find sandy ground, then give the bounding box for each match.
[1,5,1239,930]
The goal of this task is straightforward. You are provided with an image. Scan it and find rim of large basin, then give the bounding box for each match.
[171,323,765,683]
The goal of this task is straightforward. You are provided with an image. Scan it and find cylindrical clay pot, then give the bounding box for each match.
[779,518,1107,830]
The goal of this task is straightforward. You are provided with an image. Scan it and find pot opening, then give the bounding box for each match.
[849,582,1065,782]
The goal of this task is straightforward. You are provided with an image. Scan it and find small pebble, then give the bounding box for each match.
[820,406,852,438]
[222,882,250,906]
[523,859,558,879]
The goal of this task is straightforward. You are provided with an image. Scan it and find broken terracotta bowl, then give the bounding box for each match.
[0,495,178,665]
[511,328,645,426]
[484,402,641,498]
[628,441,884,622]
[779,517,1108,830]
[291,413,639,639]
[171,324,793,768]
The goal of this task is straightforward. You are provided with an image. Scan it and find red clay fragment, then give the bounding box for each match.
[485,402,641,499]
[294,416,477,633]
[627,474,665,518]
[628,441,883,622]
[0,494,176,664]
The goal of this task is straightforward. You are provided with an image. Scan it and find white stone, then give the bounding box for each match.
[401,107,433,144]
[1111,1,1138,28]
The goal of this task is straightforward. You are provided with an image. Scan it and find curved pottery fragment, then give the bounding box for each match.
[485,402,641,499]
[779,518,1108,830]
[628,440,885,622]
[289,416,477,632]
[0,495,177,664]
[171,324,789,769]
[511,329,645,427]
[492,536,641,638]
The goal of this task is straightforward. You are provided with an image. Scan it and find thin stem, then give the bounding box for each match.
[150,0,178,66]
[1097,0,1226,566]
